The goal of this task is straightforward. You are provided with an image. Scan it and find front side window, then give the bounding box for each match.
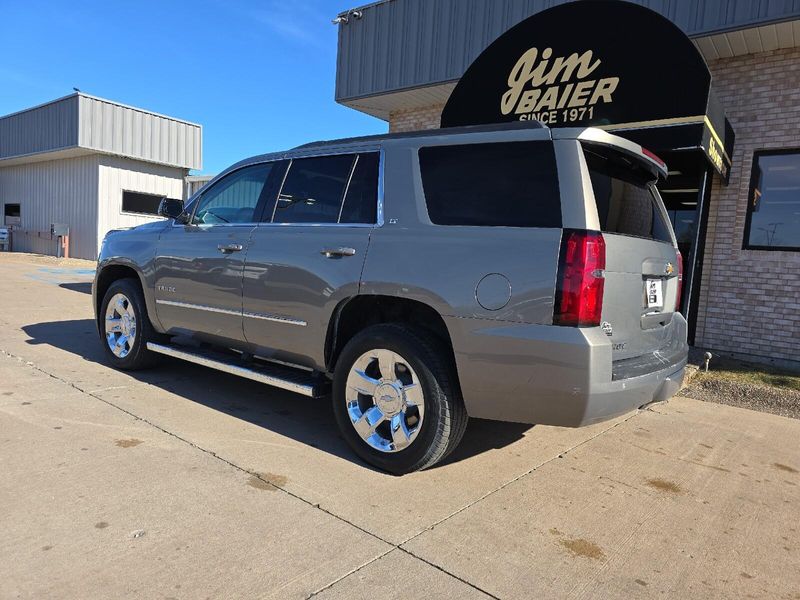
[273,155,356,224]
[193,163,274,225]
[584,146,673,243]
[744,150,800,250]
[418,141,561,228]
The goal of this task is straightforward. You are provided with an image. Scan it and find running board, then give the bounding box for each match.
[146,342,328,398]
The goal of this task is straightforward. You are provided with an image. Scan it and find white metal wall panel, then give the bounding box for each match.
[97,156,185,248]
[185,177,213,199]
[78,95,202,170]
[0,95,80,160]
[0,155,99,259]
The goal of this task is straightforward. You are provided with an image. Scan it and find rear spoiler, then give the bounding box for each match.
[552,127,668,180]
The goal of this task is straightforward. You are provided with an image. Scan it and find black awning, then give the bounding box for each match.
[440,0,735,182]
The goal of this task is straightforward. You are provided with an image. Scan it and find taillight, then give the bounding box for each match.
[675,250,683,312]
[554,229,606,327]
[641,146,666,170]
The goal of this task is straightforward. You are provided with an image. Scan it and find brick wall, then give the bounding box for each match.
[694,48,800,366]
[389,105,444,132]
[387,48,800,366]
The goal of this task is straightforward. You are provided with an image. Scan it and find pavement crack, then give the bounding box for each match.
[303,548,395,599]
[396,547,502,599]
[396,411,640,551]
[304,547,501,599]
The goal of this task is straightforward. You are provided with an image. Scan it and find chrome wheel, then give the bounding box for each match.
[345,349,425,453]
[105,293,137,359]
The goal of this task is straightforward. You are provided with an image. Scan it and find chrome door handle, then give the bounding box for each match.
[218,243,244,254]
[320,247,356,258]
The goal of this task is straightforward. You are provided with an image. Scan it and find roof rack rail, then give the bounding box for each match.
[292,119,548,150]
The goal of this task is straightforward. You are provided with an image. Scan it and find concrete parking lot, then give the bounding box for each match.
[1,253,798,600]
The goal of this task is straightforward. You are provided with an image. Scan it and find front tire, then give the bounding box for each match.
[99,278,158,371]
[332,323,468,474]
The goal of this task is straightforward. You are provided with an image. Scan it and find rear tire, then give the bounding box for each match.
[332,323,468,474]
[99,278,158,371]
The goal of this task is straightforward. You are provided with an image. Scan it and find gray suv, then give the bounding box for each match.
[93,122,688,474]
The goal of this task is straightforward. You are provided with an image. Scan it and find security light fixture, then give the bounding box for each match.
[332,10,363,25]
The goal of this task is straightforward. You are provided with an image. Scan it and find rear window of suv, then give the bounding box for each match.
[419,141,561,228]
[583,145,672,243]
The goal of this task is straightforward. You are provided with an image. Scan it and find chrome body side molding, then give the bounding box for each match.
[155,299,307,326]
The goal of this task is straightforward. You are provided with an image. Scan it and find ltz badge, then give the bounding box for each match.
[501,48,619,125]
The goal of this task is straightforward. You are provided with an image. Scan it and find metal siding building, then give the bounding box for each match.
[335,0,800,118]
[0,93,202,259]
[185,175,214,199]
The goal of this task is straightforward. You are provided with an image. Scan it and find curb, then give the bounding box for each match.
[682,364,700,390]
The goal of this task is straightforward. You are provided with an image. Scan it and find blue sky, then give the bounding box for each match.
[0,0,386,174]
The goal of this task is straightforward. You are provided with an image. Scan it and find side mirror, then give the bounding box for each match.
[158,198,187,222]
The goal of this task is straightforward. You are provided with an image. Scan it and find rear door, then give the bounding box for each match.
[242,152,379,368]
[581,143,681,362]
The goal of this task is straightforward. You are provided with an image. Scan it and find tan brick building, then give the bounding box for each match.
[335,1,800,368]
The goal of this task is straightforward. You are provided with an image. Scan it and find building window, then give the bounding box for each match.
[122,191,175,216]
[744,150,800,251]
[4,203,21,226]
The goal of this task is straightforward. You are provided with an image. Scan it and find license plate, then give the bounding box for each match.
[646,278,663,308]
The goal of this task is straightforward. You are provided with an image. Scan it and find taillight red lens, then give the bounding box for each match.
[641,146,666,169]
[554,229,606,327]
[675,250,683,312]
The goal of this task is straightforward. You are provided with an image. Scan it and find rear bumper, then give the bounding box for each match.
[568,359,686,426]
[446,313,688,427]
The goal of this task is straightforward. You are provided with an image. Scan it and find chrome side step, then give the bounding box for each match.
[146,342,328,398]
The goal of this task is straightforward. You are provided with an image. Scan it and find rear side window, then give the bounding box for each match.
[584,146,672,243]
[339,153,379,224]
[419,141,561,227]
[274,155,354,224]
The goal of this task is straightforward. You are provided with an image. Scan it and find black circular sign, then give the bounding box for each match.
[441,1,712,130]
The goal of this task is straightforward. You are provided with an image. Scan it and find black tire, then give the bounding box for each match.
[99,278,159,371]
[332,323,468,474]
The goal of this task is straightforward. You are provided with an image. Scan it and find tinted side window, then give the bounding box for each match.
[193,163,273,225]
[339,153,379,224]
[418,141,561,227]
[274,155,355,224]
[584,147,672,243]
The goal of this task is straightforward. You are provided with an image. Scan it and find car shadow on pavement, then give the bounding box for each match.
[22,318,534,472]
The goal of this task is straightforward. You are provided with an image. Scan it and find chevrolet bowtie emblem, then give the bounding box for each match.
[665,262,674,275]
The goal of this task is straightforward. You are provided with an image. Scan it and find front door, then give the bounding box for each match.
[243,151,380,368]
[154,162,277,344]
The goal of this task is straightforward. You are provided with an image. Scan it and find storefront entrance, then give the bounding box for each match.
[658,152,714,344]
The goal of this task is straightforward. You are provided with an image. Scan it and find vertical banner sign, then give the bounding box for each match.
[440,1,733,180]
